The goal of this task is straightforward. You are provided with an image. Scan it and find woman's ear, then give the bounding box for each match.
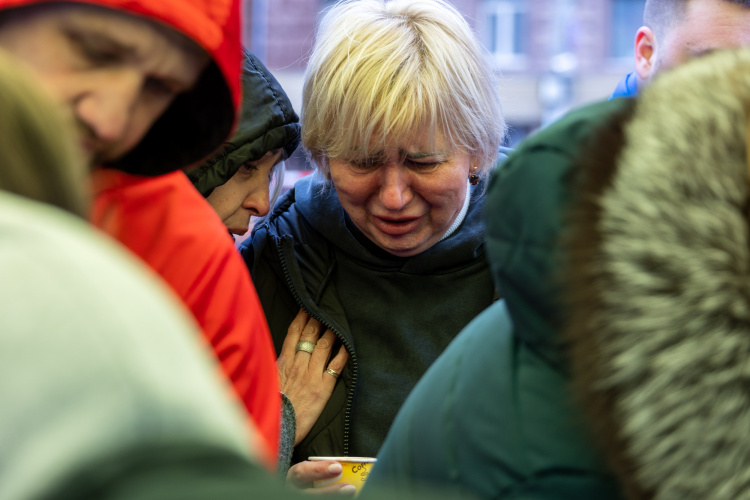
[470,157,485,176]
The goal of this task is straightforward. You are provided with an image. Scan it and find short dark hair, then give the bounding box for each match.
[645,0,750,36]
[643,0,683,35]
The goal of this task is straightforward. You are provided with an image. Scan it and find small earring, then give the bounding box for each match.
[469,171,480,185]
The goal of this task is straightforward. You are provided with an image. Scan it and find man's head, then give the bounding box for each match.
[634,0,750,87]
[0,0,242,175]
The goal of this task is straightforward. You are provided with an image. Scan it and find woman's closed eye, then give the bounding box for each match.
[238,162,259,175]
[348,157,384,172]
[406,158,445,172]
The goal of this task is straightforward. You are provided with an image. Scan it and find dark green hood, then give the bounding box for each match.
[188,50,301,197]
[483,98,632,372]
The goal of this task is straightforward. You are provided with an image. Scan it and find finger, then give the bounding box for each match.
[298,315,324,345]
[320,347,347,388]
[280,309,310,359]
[286,460,342,488]
[327,343,349,376]
[306,483,357,496]
[309,329,336,368]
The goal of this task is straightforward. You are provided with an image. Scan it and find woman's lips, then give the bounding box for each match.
[372,216,423,235]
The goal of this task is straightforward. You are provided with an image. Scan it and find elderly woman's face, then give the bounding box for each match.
[206,150,283,235]
[329,132,472,257]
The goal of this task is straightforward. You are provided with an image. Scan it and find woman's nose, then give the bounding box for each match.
[243,188,271,217]
[379,165,413,211]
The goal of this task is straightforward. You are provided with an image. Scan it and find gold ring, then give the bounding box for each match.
[325,368,340,378]
[296,341,316,354]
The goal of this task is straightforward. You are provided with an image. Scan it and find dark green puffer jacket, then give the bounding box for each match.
[366,99,631,499]
[188,50,300,196]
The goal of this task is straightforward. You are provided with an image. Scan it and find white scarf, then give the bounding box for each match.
[438,180,472,243]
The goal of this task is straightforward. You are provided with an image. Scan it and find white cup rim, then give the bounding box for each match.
[308,456,377,463]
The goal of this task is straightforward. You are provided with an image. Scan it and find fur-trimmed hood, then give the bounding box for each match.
[565,49,750,500]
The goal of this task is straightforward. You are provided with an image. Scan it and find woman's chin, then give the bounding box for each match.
[370,233,438,258]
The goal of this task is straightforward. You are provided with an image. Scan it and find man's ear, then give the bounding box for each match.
[635,26,657,83]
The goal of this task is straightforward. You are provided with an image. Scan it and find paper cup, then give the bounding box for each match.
[309,456,377,494]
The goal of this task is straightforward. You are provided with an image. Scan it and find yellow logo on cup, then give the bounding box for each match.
[309,457,377,495]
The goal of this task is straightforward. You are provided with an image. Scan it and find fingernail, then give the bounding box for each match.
[340,484,357,495]
[328,463,343,474]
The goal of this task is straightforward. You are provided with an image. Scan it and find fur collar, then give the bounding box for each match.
[565,49,750,500]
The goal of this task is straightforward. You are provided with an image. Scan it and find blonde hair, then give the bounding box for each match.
[302,0,506,179]
[0,51,87,217]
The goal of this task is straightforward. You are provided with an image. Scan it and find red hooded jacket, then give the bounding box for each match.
[0,0,281,469]
[91,169,281,470]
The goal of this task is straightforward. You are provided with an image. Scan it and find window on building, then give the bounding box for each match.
[481,0,527,62]
[611,0,646,58]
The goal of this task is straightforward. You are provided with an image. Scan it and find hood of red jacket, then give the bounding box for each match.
[0,0,242,176]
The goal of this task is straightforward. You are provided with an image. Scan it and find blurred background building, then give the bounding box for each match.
[242,0,645,177]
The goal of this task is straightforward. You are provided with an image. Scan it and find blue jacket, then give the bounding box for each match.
[610,71,639,99]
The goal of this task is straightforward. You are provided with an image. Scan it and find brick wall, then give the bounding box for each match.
[243,0,630,134]
[577,0,609,72]
[250,0,488,70]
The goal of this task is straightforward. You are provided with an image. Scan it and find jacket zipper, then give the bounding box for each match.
[277,236,357,457]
